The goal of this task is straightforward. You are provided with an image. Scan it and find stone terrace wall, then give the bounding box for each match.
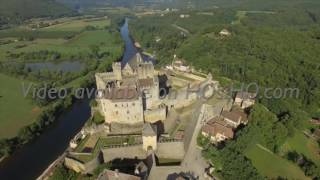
[156,141,185,160]
[101,145,146,163]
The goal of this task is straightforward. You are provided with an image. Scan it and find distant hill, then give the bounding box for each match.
[57,0,320,10]
[0,0,74,23]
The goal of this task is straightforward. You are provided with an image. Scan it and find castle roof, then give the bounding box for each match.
[125,53,143,71]
[138,78,154,88]
[143,123,157,136]
[103,88,139,101]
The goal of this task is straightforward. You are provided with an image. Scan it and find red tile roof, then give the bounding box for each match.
[202,120,234,139]
[221,111,242,123]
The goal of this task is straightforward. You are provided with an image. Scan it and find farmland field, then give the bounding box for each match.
[41,18,110,31]
[0,73,41,138]
[0,16,122,61]
[0,31,122,60]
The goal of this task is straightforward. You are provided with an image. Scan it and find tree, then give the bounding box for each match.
[90,45,100,59]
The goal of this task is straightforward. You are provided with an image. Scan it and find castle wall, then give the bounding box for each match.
[156,141,185,159]
[101,145,146,163]
[144,107,166,123]
[138,63,154,79]
[64,156,100,174]
[95,74,107,90]
[164,79,216,110]
[100,97,144,124]
[112,62,122,80]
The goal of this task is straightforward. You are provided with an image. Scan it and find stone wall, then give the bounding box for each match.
[100,97,144,124]
[64,157,86,173]
[101,145,147,163]
[156,141,185,160]
[144,107,166,123]
[64,155,101,174]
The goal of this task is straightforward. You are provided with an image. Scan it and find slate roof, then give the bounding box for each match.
[142,123,157,136]
[125,53,143,71]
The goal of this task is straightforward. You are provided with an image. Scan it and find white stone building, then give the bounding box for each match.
[95,53,163,125]
[234,92,256,109]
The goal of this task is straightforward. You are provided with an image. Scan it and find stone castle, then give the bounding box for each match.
[95,52,215,126]
[95,53,165,125]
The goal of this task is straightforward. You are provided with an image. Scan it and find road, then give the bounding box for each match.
[181,95,231,179]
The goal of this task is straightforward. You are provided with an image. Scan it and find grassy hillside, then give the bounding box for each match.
[0,0,73,24]
[0,73,41,138]
[58,0,320,10]
[245,144,308,179]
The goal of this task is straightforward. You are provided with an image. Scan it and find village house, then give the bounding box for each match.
[172,59,191,72]
[201,117,234,143]
[310,118,320,125]
[219,29,231,36]
[221,111,242,128]
[234,92,257,109]
[179,14,190,18]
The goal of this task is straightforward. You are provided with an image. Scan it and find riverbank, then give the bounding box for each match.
[36,148,70,180]
[0,156,6,164]
[0,98,92,179]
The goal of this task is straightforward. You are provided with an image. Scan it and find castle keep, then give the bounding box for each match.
[95,53,162,125]
[95,52,215,126]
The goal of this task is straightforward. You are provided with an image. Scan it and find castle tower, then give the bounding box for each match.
[142,123,157,151]
[112,62,122,80]
[137,62,154,79]
[136,53,143,63]
[151,76,159,105]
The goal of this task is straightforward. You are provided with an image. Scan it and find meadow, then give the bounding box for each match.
[41,17,110,31]
[0,73,41,138]
[0,17,121,61]
[245,144,309,179]
[281,130,320,166]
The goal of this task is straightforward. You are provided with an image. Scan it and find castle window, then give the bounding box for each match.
[115,104,117,107]
[115,111,118,115]
[127,110,130,114]
[132,103,135,106]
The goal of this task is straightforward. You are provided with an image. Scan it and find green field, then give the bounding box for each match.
[245,144,309,179]
[281,130,320,166]
[0,16,120,61]
[0,73,41,138]
[231,10,276,25]
[42,18,110,31]
[0,30,122,60]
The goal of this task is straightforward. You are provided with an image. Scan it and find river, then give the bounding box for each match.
[0,18,139,180]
